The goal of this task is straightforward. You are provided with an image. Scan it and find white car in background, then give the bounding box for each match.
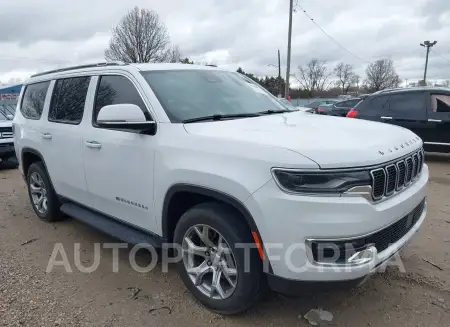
[278,98,314,113]
[0,110,15,166]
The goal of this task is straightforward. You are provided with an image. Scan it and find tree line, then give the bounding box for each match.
[104,7,404,98]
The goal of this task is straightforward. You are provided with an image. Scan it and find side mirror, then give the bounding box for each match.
[97,104,156,135]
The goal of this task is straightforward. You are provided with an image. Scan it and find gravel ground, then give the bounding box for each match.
[1,155,450,327]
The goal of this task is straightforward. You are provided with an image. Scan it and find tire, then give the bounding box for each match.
[26,162,63,222]
[174,202,267,314]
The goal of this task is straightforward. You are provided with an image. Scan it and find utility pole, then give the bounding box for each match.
[420,40,437,85]
[277,49,282,97]
[285,0,294,99]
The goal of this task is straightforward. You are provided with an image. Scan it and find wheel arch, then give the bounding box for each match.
[21,147,55,189]
[162,184,260,242]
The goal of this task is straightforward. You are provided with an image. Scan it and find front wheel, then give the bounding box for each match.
[174,202,267,314]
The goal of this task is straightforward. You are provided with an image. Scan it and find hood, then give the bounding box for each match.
[183,112,422,169]
[0,120,12,128]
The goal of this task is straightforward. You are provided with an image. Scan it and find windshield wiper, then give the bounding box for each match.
[183,113,261,123]
[257,109,295,115]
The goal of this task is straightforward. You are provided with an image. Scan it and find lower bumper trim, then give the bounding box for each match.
[267,273,365,296]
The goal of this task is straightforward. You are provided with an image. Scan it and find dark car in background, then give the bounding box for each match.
[346,87,450,153]
[304,99,339,113]
[319,98,361,116]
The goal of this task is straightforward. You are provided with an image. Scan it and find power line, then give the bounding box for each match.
[430,48,450,64]
[294,1,370,64]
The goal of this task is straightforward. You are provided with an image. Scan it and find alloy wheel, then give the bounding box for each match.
[182,224,238,300]
[29,172,48,215]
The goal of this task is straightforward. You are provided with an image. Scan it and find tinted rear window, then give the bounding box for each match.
[21,81,50,119]
[388,92,425,117]
[49,76,90,124]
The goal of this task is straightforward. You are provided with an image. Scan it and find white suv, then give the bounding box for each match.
[13,62,428,314]
[0,102,15,165]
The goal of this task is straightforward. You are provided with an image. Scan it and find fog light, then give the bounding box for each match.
[347,246,376,265]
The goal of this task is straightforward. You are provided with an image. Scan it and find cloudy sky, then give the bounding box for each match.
[0,0,449,86]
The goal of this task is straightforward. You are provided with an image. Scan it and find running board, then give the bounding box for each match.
[60,203,163,248]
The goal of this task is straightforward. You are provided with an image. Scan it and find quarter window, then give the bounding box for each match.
[49,76,90,124]
[93,75,149,124]
[20,81,50,119]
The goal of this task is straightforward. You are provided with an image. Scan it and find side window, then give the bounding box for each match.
[20,81,50,119]
[48,76,90,124]
[388,92,426,118]
[93,75,150,125]
[335,101,347,107]
[346,99,361,107]
[370,96,389,111]
[430,94,450,113]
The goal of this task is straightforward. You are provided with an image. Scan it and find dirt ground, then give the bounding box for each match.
[1,155,449,327]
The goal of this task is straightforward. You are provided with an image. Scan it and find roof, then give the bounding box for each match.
[372,86,450,96]
[27,61,226,84]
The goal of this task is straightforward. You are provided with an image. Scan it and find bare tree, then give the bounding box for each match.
[334,62,355,94]
[105,7,179,63]
[443,80,450,87]
[165,45,182,63]
[295,59,332,96]
[365,59,400,91]
[351,74,360,89]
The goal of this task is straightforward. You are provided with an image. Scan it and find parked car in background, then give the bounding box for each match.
[320,98,362,116]
[278,98,314,113]
[304,99,339,113]
[0,110,16,167]
[347,87,450,153]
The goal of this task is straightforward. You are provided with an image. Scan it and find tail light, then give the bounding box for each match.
[346,110,358,118]
[317,107,325,114]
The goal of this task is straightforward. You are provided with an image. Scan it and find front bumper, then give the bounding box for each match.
[245,164,429,282]
[0,141,15,158]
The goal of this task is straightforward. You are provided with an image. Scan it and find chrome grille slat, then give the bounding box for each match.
[405,157,413,184]
[396,161,406,190]
[371,148,424,201]
[412,153,419,180]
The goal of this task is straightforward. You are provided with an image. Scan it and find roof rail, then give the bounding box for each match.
[30,61,127,78]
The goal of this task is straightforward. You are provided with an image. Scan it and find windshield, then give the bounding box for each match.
[141,70,291,122]
[0,105,13,120]
[0,111,7,121]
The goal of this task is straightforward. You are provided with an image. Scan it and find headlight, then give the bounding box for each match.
[272,169,371,194]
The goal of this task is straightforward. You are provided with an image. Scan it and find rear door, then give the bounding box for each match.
[424,90,450,152]
[41,76,92,206]
[384,92,431,141]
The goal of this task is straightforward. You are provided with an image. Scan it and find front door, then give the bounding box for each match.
[82,74,157,232]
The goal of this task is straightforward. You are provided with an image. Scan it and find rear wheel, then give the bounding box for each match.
[27,162,62,222]
[174,202,266,314]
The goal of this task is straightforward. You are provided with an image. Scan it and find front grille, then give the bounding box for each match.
[365,198,425,253]
[310,199,426,263]
[0,127,12,133]
[370,148,424,200]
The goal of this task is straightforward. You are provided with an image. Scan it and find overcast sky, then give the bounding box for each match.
[0,0,449,85]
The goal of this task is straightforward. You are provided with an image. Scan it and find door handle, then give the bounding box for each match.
[428,119,442,123]
[41,133,52,140]
[381,116,392,120]
[85,141,102,149]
